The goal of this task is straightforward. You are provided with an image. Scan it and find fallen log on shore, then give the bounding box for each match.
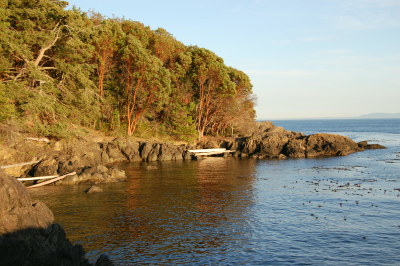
[17,175,58,181]
[27,172,76,189]
[0,160,40,169]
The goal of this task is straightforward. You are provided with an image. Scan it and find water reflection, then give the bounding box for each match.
[30,158,257,263]
[28,150,400,265]
[116,158,257,263]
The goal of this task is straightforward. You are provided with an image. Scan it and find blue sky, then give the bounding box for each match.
[67,0,400,119]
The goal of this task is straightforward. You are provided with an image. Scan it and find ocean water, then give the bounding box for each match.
[30,119,400,265]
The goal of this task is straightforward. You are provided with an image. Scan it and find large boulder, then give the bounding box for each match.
[304,134,361,157]
[281,134,362,158]
[30,158,58,176]
[0,174,114,266]
[147,144,161,162]
[0,176,53,234]
[158,143,183,161]
[259,135,292,157]
[358,141,386,150]
[120,141,141,161]
[282,138,307,158]
[235,128,303,158]
[105,143,126,162]
[139,142,153,161]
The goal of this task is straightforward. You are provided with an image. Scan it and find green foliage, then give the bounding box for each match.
[0,83,16,121]
[110,109,120,131]
[0,0,256,141]
[166,103,197,142]
[34,122,70,139]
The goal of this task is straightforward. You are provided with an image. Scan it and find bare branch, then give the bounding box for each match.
[33,32,60,67]
[33,23,73,67]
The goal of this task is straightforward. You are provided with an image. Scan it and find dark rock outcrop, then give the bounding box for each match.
[357,141,386,150]
[0,176,53,234]
[2,121,385,186]
[0,174,113,265]
[205,122,384,159]
[283,133,362,158]
[26,139,193,185]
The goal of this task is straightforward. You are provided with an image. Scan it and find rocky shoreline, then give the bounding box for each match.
[0,174,113,265]
[0,122,385,186]
[0,121,386,265]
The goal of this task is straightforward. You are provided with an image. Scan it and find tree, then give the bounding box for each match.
[91,16,123,97]
[189,47,235,140]
[0,0,99,135]
[119,33,171,135]
[223,67,256,136]
[0,0,255,139]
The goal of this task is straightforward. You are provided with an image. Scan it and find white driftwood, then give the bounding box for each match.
[18,175,58,181]
[188,148,235,157]
[26,137,50,143]
[188,148,227,153]
[27,172,76,189]
[195,151,234,156]
[0,160,40,169]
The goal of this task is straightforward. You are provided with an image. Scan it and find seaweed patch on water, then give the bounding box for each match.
[356,178,378,182]
[308,166,366,172]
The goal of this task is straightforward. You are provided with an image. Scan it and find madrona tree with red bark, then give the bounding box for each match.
[119,32,171,135]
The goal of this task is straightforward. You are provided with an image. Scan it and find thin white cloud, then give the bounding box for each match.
[331,14,400,30]
[326,0,400,30]
[339,0,400,9]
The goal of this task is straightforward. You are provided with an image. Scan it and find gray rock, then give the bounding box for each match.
[31,158,58,176]
[108,167,126,180]
[282,138,306,158]
[95,254,114,266]
[183,150,192,160]
[147,144,160,162]
[121,141,141,161]
[106,143,121,159]
[85,185,103,194]
[140,142,152,160]
[358,141,386,150]
[365,144,386,149]
[159,143,180,161]
[0,174,95,265]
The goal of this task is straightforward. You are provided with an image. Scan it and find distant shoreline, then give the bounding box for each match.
[261,117,400,121]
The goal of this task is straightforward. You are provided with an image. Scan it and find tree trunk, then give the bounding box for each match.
[198,129,204,141]
[98,60,105,96]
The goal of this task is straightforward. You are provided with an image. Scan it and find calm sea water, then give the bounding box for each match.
[30,119,400,265]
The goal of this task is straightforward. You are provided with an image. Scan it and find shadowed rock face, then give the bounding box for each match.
[0,176,54,235]
[0,174,113,266]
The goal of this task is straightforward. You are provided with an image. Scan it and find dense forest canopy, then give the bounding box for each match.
[0,0,256,141]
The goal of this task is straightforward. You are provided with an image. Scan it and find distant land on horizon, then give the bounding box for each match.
[358,113,400,119]
[262,113,400,121]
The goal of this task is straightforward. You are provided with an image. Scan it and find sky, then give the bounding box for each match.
[67,0,400,120]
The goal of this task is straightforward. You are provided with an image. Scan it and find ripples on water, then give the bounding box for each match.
[30,119,400,265]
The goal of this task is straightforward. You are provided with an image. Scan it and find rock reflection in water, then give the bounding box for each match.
[29,158,257,263]
[116,158,257,263]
